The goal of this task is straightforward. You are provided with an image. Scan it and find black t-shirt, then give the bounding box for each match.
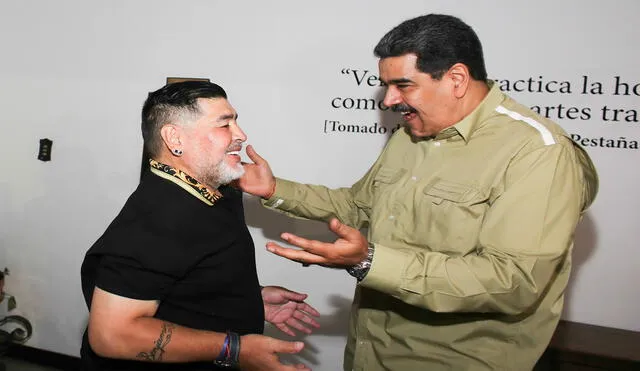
[80,173,264,370]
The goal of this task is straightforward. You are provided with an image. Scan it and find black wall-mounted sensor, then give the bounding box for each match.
[38,138,52,161]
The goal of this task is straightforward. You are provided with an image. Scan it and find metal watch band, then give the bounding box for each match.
[347,243,375,281]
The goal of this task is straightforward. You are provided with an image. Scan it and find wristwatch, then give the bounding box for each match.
[347,243,375,281]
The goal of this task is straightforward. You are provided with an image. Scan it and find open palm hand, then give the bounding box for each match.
[262,286,320,336]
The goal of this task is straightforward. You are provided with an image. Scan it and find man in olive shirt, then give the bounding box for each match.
[237,14,598,370]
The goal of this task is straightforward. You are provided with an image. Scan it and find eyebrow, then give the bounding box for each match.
[386,78,413,85]
[217,113,238,122]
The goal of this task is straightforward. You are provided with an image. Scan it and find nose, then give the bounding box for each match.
[232,122,247,142]
[383,86,402,107]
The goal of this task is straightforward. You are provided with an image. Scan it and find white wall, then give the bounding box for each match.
[0,1,638,369]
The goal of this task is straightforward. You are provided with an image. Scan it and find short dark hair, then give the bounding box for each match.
[374,14,487,81]
[141,80,227,157]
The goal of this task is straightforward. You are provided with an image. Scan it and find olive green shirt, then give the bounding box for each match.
[263,83,598,371]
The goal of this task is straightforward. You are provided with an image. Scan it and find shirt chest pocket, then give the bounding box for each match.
[421,180,489,254]
[374,167,405,184]
[424,181,485,207]
[372,167,405,195]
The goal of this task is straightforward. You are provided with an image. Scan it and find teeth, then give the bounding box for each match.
[227,151,240,155]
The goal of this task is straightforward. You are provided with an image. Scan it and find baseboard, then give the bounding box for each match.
[5,344,80,370]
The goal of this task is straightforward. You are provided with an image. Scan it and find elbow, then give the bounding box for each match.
[492,287,542,316]
[88,324,124,358]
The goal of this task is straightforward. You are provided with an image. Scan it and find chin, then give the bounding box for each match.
[410,129,429,137]
[217,164,245,185]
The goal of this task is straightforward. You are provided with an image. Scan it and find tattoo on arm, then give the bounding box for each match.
[136,322,175,362]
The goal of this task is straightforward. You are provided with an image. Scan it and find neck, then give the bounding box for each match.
[462,80,490,115]
[446,80,490,127]
[148,158,224,205]
[156,153,195,178]
[155,153,224,192]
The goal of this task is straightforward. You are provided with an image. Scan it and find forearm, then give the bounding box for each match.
[89,316,225,363]
[361,242,566,314]
[263,178,367,227]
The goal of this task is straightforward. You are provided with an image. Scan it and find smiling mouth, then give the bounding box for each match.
[391,104,417,120]
[399,111,418,122]
[226,146,242,157]
[402,111,417,119]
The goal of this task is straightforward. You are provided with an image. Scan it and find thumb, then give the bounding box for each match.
[281,290,308,301]
[273,339,305,354]
[328,218,352,238]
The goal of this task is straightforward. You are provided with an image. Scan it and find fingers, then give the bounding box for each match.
[280,232,315,249]
[297,302,320,317]
[288,313,320,331]
[285,363,311,371]
[279,289,308,302]
[245,144,266,165]
[269,224,368,266]
[272,339,305,354]
[293,310,320,328]
[280,233,332,257]
[286,321,311,335]
[285,317,313,334]
[263,285,308,302]
[274,308,321,336]
[266,242,328,265]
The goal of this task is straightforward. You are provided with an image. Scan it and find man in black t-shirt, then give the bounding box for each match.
[80,81,319,371]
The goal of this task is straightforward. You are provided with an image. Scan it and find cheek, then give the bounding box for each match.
[414,90,449,114]
[206,132,229,149]
[406,90,429,107]
[203,133,234,163]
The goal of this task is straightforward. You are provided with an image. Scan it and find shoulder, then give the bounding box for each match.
[483,95,572,150]
[87,178,218,268]
[380,127,414,155]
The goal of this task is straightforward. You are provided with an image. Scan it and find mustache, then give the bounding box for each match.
[226,142,243,152]
[391,104,417,113]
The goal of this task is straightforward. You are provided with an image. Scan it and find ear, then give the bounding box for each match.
[159,124,183,154]
[447,63,471,98]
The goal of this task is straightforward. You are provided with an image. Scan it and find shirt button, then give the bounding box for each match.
[434,141,441,147]
[389,215,395,220]
[411,176,417,181]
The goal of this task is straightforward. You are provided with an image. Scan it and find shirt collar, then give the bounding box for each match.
[149,159,223,206]
[443,80,505,143]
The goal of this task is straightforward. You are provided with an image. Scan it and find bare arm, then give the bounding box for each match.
[89,287,225,362]
[88,287,309,370]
